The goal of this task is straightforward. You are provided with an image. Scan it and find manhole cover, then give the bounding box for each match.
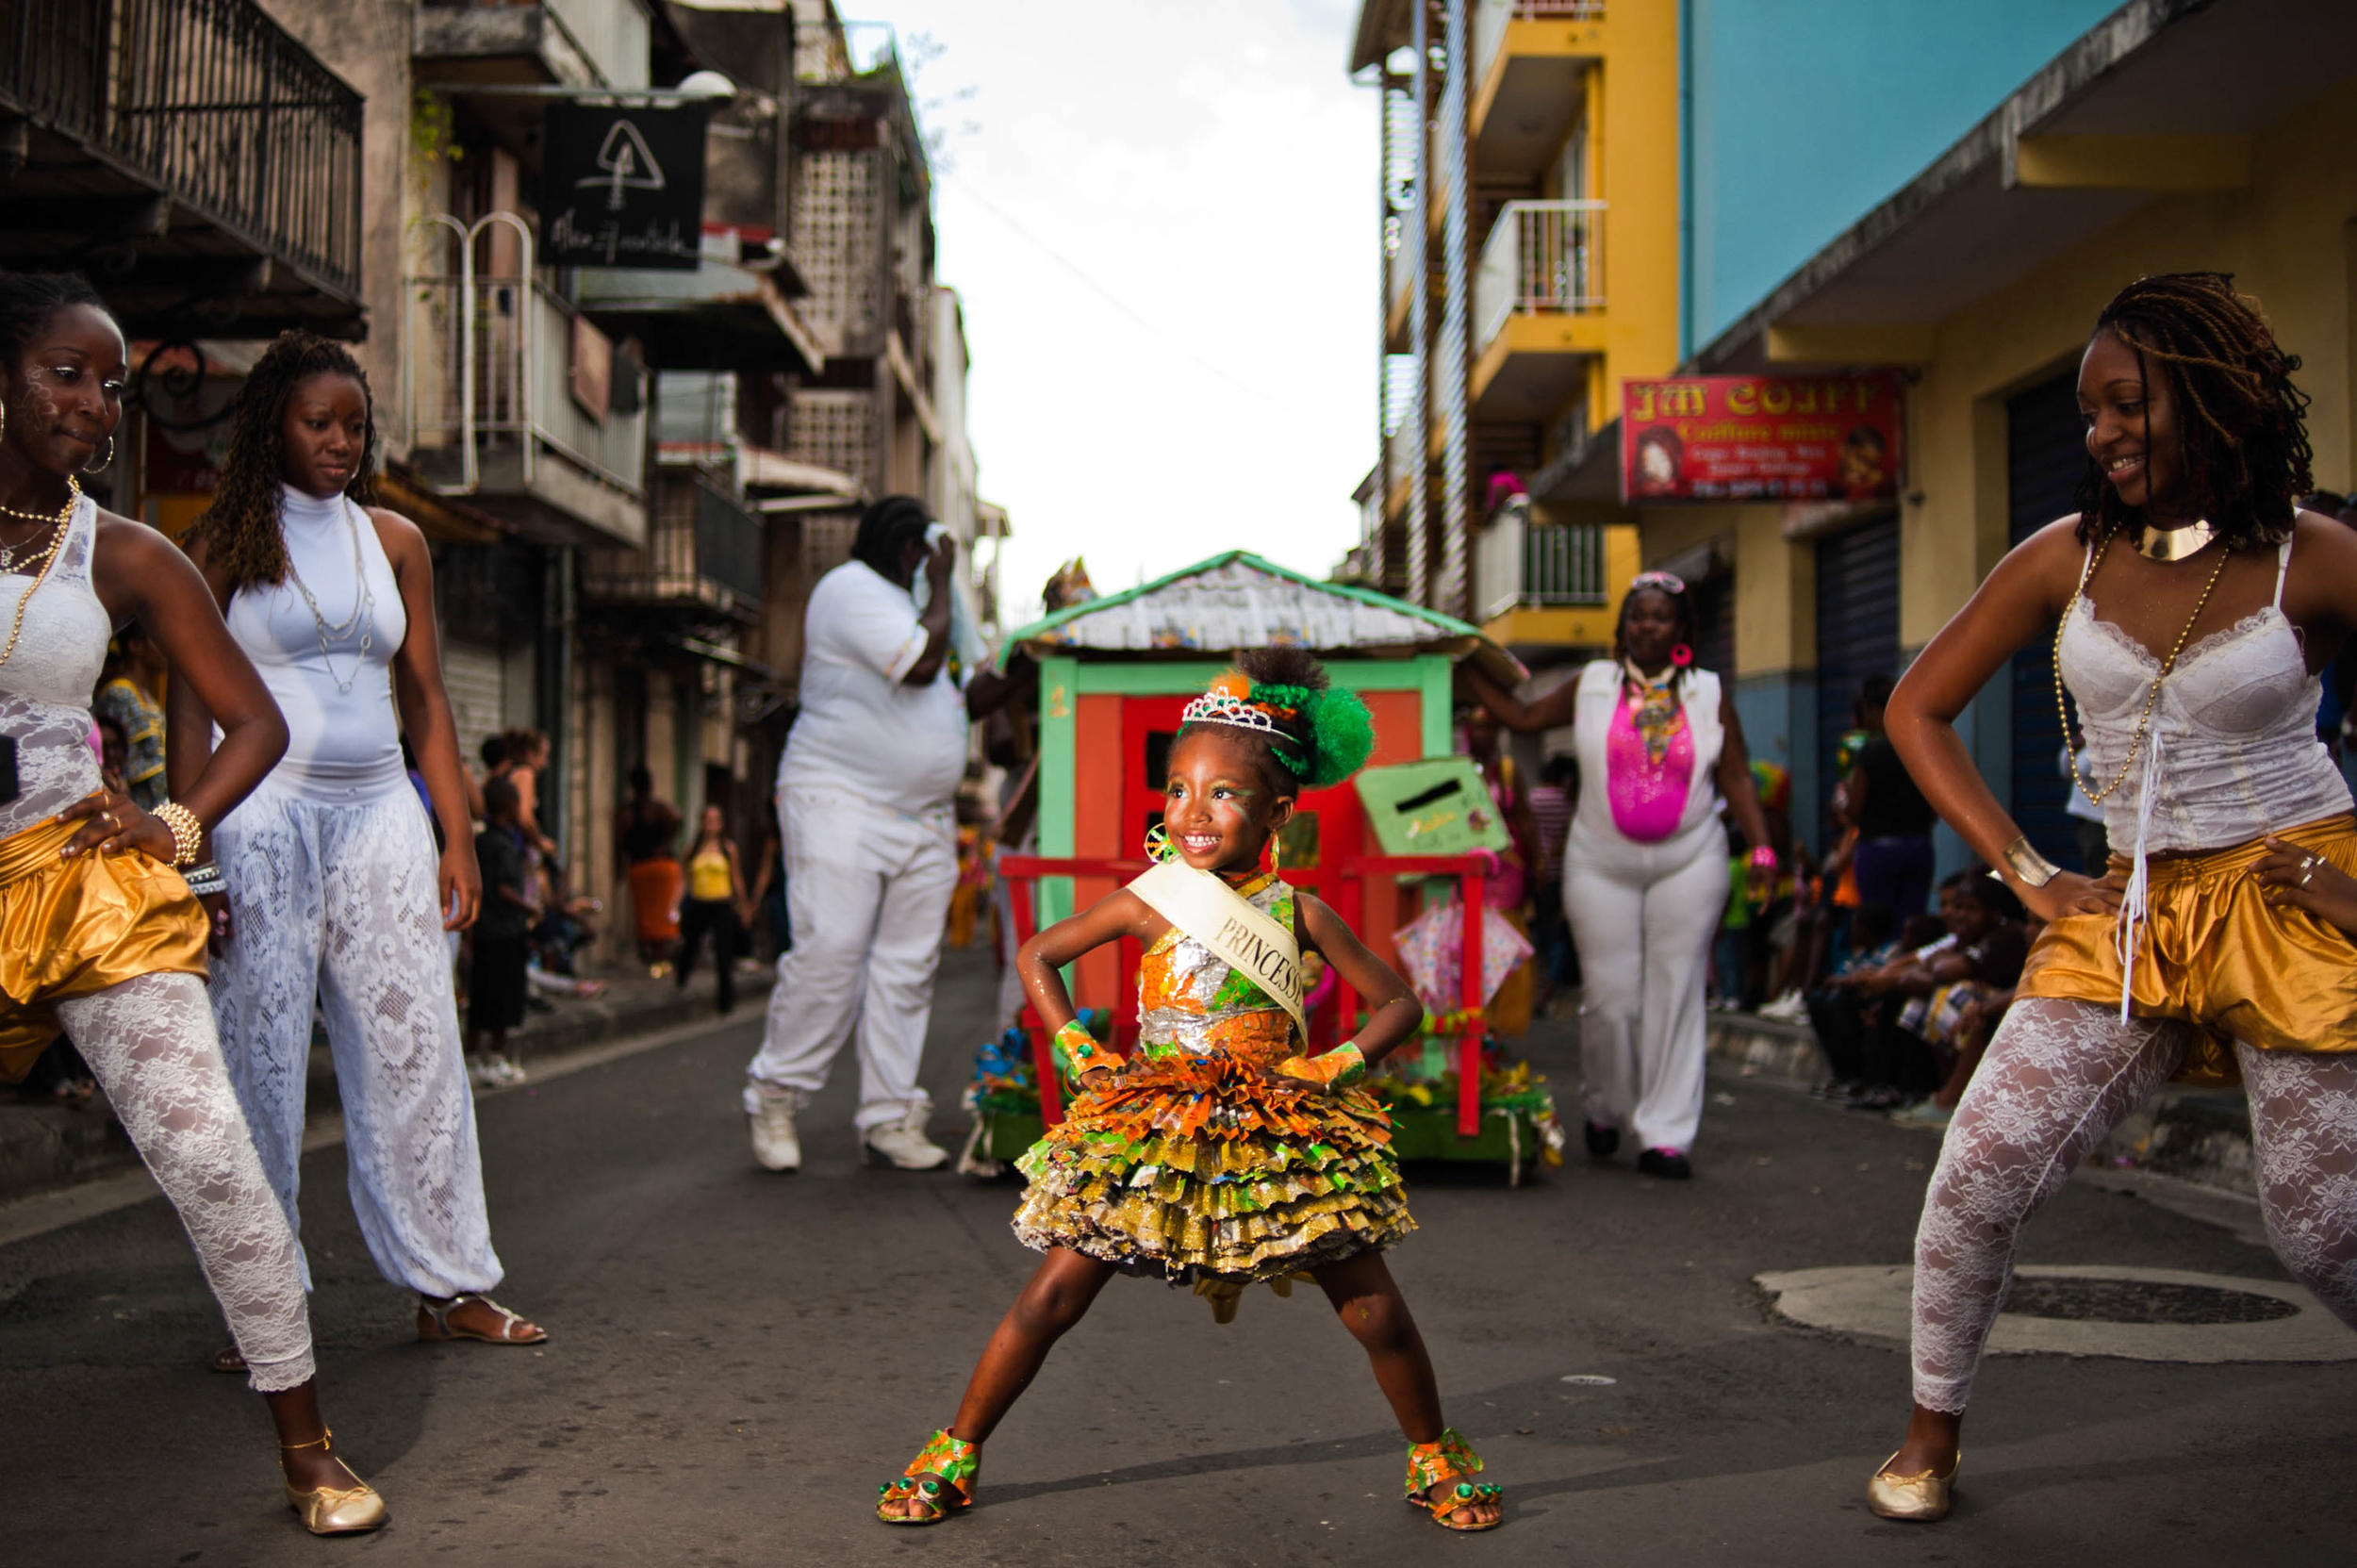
[2004,1277,2299,1326]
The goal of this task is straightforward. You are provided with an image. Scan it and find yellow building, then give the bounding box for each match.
[1343,0,1671,669]
[1639,1,2357,862]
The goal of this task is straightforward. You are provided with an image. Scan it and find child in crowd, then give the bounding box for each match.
[874,648,1506,1534]
[468,776,537,1089]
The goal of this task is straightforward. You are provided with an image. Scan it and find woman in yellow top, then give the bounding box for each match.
[674,801,747,1015]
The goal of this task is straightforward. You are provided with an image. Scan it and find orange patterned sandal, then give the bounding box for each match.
[876,1428,981,1526]
[1405,1428,1503,1531]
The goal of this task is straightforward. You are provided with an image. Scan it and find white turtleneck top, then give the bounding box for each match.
[223,487,408,802]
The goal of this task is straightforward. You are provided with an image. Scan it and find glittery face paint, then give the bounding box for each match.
[4,304,126,481]
[1164,729,1284,876]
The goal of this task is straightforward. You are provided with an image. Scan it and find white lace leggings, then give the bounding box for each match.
[58,972,314,1392]
[1912,997,2357,1411]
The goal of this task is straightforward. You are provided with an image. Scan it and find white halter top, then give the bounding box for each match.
[223,487,408,803]
[0,496,107,838]
[2057,533,2350,1014]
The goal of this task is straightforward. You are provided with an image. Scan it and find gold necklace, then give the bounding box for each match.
[0,473,80,527]
[0,519,71,672]
[2054,528,2233,805]
[2132,516,2217,563]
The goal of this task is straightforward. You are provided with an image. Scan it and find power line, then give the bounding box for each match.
[939,172,1287,413]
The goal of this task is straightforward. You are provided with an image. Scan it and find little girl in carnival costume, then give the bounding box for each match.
[875,647,1506,1533]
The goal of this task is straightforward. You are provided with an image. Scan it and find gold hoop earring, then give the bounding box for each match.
[81,435,112,475]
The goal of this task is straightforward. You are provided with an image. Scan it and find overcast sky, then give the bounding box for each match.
[865,0,1376,627]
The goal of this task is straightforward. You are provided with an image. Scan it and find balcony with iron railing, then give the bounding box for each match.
[583,470,763,623]
[1473,499,1607,625]
[1469,2,1605,174]
[405,212,650,549]
[1470,198,1606,420]
[0,0,363,335]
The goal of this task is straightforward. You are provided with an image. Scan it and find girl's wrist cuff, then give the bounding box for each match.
[1277,1040,1366,1089]
[1051,1017,1124,1079]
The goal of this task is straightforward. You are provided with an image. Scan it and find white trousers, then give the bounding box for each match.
[1563,814,1728,1152]
[743,786,957,1132]
[209,780,503,1299]
[61,972,315,1391]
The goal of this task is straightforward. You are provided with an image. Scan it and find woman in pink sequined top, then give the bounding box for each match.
[1460,573,1774,1178]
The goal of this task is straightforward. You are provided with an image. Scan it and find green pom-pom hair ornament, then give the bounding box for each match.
[1176,647,1376,794]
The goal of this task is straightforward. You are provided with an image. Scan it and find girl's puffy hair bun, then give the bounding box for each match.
[1226,647,1376,791]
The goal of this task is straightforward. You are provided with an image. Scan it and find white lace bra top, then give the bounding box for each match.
[0,496,107,839]
[2057,536,2349,857]
[223,487,408,804]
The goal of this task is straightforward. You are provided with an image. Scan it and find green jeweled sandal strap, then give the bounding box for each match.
[875,1428,981,1527]
[1403,1427,1483,1499]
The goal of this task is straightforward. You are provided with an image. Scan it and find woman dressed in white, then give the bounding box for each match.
[173,331,545,1360]
[1464,573,1775,1179]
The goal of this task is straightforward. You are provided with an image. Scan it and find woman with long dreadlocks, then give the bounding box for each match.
[1866,272,2357,1523]
[171,330,547,1369]
[1460,574,1777,1179]
[0,272,389,1532]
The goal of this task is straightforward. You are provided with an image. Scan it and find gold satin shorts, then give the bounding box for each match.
[0,814,208,1081]
[2017,815,2357,1085]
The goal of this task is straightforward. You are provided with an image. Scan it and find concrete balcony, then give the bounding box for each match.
[404,213,649,550]
[1470,2,1605,176]
[582,470,762,624]
[0,0,364,337]
[414,0,651,90]
[1474,500,1632,651]
[577,231,824,376]
[1471,199,1607,421]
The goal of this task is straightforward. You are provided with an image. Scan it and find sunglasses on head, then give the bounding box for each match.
[1629,570,1687,595]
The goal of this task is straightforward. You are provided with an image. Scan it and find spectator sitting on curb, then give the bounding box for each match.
[1802,902,1902,1097]
[1840,870,2030,1114]
[1889,906,2047,1131]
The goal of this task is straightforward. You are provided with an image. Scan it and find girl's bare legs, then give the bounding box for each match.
[878,1246,1114,1521]
[1311,1250,1502,1528]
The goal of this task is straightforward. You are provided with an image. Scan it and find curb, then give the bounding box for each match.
[0,968,768,1205]
[1703,1007,2257,1197]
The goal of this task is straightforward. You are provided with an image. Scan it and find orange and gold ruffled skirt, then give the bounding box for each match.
[0,815,208,1081]
[1012,1052,1416,1293]
[2017,815,2357,1085]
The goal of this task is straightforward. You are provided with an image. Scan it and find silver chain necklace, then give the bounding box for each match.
[282,496,374,695]
[0,517,58,572]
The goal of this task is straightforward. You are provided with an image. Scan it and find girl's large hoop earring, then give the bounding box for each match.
[81,435,112,475]
[0,401,8,446]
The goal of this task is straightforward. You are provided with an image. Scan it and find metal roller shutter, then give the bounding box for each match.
[1815,515,1900,844]
[2007,372,2086,868]
[440,638,509,758]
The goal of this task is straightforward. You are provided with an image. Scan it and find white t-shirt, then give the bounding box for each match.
[778,559,968,815]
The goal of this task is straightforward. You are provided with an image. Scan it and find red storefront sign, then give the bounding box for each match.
[1621,373,1903,503]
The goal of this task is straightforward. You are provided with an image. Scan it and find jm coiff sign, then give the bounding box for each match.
[541,103,708,271]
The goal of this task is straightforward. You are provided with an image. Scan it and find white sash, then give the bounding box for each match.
[1126,860,1308,1042]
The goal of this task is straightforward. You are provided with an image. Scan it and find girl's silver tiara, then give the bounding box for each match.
[1180,691,1282,735]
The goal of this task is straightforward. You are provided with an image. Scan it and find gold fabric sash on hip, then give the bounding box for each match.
[0,813,208,1081]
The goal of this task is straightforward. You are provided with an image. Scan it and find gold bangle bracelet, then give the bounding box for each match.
[2000,834,2061,889]
[153,801,203,867]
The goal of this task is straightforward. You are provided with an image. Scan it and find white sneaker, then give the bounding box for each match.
[1757,991,1809,1023]
[864,1107,949,1171]
[467,1056,503,1091]
[749,1098,802,1172]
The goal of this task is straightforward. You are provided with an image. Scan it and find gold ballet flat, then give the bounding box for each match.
[285,1476,388,1535]
[1867,1449,1958,1522]
[280,1428,388,1536]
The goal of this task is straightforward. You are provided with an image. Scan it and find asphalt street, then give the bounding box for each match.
[3,947,2353,1566]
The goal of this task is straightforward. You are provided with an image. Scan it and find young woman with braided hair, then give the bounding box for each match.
[873,648,1507,1534]
[1869,272,2357,1521]
[172,330,547,1374]
[0,272,388,1532]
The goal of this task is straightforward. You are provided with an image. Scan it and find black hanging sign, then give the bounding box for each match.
[541,103,708,270]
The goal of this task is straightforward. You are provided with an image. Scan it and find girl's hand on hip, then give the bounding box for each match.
[2021,868,2123,924]
[2252,836,2357,935]
[198,889,234,952]
[55,788,170,864]
[439,843,482,932]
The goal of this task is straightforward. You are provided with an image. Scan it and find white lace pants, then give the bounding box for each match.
[743,787,956,1132]
[1912,997,2357,1411]
[209,781,503,1299]
[59,973,314,1391]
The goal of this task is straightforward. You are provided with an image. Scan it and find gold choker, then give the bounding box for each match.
[2133,518,2217,563]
